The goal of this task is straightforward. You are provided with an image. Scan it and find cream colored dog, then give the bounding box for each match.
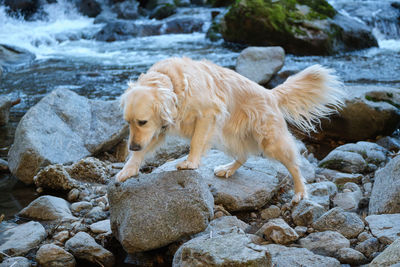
[116,57,343,202]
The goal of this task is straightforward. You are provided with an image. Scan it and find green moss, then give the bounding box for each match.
[298,0,336,18]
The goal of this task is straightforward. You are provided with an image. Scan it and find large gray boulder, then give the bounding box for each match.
[263,244,340,267]
[319,86,400,141]
[8,88,128,184]
[369,155,400,214]
[18,195,76,221]
[173,228,271,266]
[312,207,364,238]
[108,170,214,253]
[365,214,400,244]
[236,46,285,85]
[0,221,46,260]
[369,237,400,267]
[0,257,31,267]
[299,231,350,257]
[154,149,314,211]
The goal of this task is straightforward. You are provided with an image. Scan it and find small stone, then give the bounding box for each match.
[67,189,80,202]
[70,201,92,213]
[0,158,9,172]
[292,199,326,226]
[0,257,30,267]
[53,230,70,243]
[256,218,299,244]
[358,232,372,242]
[65,232,114,267]
[250,212,257,219]
[369,237,400,266]
[299,231,350,257]
[260,205,280,220]
[85,206,108,223]
[89,219,111,234]
[199,216,249,237]
[307,181,337,209]
[355,237,382,258]
[337,247,368,265]
[333,182,362,212]
[36,244,76,267]
[294,226,308,237]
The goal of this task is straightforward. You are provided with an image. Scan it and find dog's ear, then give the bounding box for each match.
[153,88,177,126]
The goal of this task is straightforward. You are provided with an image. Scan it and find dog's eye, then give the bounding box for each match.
[138,120,147,126]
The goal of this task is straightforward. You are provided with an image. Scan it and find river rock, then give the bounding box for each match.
[336,247,367,265]
[220,0,377,55]
[70,201,93,213]
[319,141,387,173]
[165,17,204,34]
[65,232,114,267]
[312,207,364,238]
[0,257,31,267]
[319,85,400,141]
[19,195,76,221]
[4,0,38,18]
[77,0,102,17]
[292,199,326,226]
[0,44,36,70]
[263,244,340,267]
[108,170,214,253]
[0,221,46,260]
[67,157,111,184]
[369,237,400,266]
[257,218,299,244]
[8,88,127,184]
[150,4,177,20]
[235,46,285,85]
[33,164,77,191]
[36,244,76,267]
[333,182,362,212]
[89,219,111,234]
[112,0,140,20]
[0,158,8,172]
[260,205,281,220]
[198,216,249,237]
[365,214,400,244]
[299,231,350,257]
[377,136,400,151]
[354,237,381,258]
[172,228,270,266]
[307,181,337,209]
[154,149,313,211]
[319,169,363,184]
[369,155,400,214]
[0,96,12,126]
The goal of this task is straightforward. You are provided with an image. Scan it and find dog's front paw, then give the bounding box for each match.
[291,190,308,205]
[214,164,235,178]
[176,160,199,170]
[116,166,139,182]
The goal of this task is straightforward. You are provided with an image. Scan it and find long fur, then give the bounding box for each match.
[117,57,344,202]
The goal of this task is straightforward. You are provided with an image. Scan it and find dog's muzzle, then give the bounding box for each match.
[129,143,142,151]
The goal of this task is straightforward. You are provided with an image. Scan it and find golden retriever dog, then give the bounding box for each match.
[116,57,343,202]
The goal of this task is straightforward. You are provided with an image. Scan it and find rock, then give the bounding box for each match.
[294,226,307,237]
[358,232,372,242]
[36,244,76,267]
[165,18,204,34]
[263,244,341,267]
[307,181,337,209]
[299,231,350,257]
[336,247,367,265]
[257,218,299,244]
[77,0,102,17]
[108,170,214,253]
[172,228,270,266]
[377,136,400,151]
[70,201,92,213]
[33,164,77,191]
[319,86,400,141]
[369,237,400,266]
[355,237,381,258]
[67,157,111,184]
[365,214,400,244]
[319,141,387,173]
[0,158,8,172]
[0,96,12,126]
[292,199,326,226]
[220,0,377,55]
[150,4,176,20]
[235,46,285,85]
[0,221,46,260]
[319,169,363,185]
[369,155,400,214]
[95,20,162,42]
[199,216,249,237]
[53,230,70,243]
[112,0,140,20]
[312,207,364,239]
[19,195,76,221]
[4,0,38,18]
[333,182,362,212]
[85,206,108,223]
[155,149,313,211]
[89,219,111,234]
[8,88,127,184]
[0,44,36,70]
[260,205,281,220]
[0,257,31,267]
[67,188,80,202]
[65,232,114,267]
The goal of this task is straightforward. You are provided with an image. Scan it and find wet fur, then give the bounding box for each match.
[117,57,343,202]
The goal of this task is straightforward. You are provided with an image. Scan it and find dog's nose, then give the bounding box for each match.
[129,143,142,151]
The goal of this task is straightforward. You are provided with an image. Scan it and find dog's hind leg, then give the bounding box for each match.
[258,128,307,204]
[177,114,216,170]
[214,157,246,178]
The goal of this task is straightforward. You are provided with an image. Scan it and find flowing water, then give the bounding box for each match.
[0,0,399,218]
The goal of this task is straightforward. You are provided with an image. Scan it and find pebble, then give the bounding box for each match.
[67,189,80,202]
[261,205,280,220]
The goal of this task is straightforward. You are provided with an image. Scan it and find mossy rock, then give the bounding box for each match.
[207,0,236,7]
[219,0,375,55]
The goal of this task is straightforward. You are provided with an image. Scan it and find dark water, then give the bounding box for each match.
[0,0,399,218]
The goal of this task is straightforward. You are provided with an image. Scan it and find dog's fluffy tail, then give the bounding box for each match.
[271,64,344,133]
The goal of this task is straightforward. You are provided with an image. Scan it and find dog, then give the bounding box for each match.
[116,57,343,203]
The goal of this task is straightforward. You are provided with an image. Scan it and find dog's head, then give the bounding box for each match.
[120,72,177,151]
